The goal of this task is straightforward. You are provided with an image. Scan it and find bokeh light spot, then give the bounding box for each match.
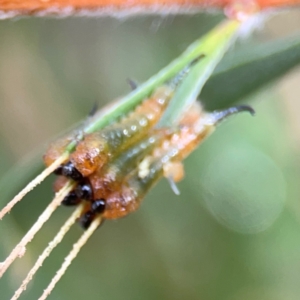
[200,145,286,234]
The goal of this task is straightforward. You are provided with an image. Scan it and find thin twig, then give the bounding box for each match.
[0,153,69,220]
[38,216,102,300]
[0,1,299,19]
[0,182,74,278]
[11,205,84,300]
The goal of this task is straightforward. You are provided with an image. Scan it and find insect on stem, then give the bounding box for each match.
[11,204,84,300]
[38,216,102,300]
[0,181,74,278]
[0,19,246,299]
[0,153,69,221]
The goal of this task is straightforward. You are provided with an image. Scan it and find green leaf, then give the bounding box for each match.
[158,19,239,127]
[201,32,300,109]
[0,150,44,205]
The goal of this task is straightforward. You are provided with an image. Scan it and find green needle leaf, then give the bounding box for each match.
[202,32,300,109]
[158,19,240,126]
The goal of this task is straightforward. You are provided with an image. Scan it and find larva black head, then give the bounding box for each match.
[79,211,96,230]
[61,161,83,181]
[75,180,93,201]
[62,191,81,206]
[91,199,106,214]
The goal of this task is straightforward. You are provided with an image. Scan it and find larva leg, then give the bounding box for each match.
[163,161,185,182]
[167,177,181,196]
[163,162,185,195]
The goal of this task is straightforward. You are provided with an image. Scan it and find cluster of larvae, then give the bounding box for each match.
[43,63,254,229]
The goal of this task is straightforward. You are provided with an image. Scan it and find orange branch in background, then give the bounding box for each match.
[0,0,299,19]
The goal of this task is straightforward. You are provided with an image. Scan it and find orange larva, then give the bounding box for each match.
[59,129,172,207]
[78,104,254,226]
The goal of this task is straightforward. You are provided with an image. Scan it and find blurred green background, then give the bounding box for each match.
[1,9,300,300]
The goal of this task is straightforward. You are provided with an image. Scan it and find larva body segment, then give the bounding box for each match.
[90,130,170,199]
[42,96,125,168]
[69,85,175,177]
[103,159,164,219]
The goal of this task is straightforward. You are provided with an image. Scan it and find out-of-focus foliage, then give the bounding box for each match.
[203,32,300,109]
[1,10,300,300]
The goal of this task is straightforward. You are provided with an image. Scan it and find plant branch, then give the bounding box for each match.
[0,0,299,19]
[0,153,68,220]
[0,182,74,278]
[11,205,84,300]
[38,216,102,300]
